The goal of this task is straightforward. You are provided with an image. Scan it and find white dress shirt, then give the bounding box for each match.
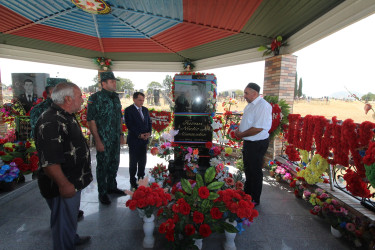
[239,96,272,141]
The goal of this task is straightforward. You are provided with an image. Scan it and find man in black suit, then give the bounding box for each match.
[124,92,152,189]
[18,79,37,113]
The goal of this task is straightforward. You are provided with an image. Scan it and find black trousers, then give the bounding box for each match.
[129,143,147,185]
[242,138,269,203]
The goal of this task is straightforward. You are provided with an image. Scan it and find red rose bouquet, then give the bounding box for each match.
[215,189,258,223]
[149,163,170,187]
[125,179,172,218]
[158,167,238,249]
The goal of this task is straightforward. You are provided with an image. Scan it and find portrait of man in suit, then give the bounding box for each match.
[18,79,37,113]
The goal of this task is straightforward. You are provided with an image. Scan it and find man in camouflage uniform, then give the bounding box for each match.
[87,71,126,205]
[30,77,85,220]
[30,78,66,138]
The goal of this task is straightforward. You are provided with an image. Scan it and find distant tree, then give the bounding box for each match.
[234,89,244,97]
[298,78,303,98]
[361,92,375,101]
[147,81,162,91]
[221,91,229,97]
[117,77,134,92]
[162,75,173,94]
[294,72,298,98]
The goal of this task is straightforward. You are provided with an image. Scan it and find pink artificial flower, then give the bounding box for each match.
[345,223,356,232]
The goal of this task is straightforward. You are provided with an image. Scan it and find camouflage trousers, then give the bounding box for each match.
[96,142,120,195]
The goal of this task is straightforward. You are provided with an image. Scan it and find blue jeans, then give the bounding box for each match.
[46,191,81,250]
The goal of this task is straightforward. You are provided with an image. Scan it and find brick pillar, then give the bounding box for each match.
[263,54,297,162]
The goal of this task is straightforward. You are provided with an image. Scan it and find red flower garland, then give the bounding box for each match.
[343,168,371,198]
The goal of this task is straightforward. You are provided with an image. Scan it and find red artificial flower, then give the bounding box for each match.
[13,157,24,167]
[25,141,31,148]
[198,186,210,199]
[210,207,223,220]
[198,224,212,238]
[0,151,5,156]
[235,181,244,190]
[205,141,213,149]
[193,211,204,224]
[165,231,175,242]
[184,224,195,236]
[224,177,234,186]
[157,208,163,217]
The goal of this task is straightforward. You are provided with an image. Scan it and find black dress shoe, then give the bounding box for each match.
[131,183,138,190]
[75,235,91,246]
[108,188,126,195]
[99,194,111,205]
[77,210,84,221]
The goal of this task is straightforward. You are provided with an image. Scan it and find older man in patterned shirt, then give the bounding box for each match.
[35,82,92,249]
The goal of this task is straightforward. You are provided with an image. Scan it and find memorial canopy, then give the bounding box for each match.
[0,0,374,71]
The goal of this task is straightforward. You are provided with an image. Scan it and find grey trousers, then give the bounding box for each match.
[46,191,81,250]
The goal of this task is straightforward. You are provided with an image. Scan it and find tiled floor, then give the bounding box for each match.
[0,147,358,249]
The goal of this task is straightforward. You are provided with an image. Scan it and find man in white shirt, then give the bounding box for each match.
[235,83,272,206]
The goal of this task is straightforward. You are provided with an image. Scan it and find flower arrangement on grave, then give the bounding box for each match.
[267,160,279,177]
[297,154,330,185]
[258,35,288,56]
[215,188,259,223]
[157,167,249,248]
[149,163,171,188]
[125,177,172,218]
[289,176,307,198]
[151,129,179,162]
[0,164,20,183]
[0,141,38,175]
[213,163,245,191]
[149,109,173,133]
[94,57,112,71]
[0,99,42,127]
[183,147,200,176]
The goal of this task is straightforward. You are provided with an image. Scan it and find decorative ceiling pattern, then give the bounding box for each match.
[0,0,345,62]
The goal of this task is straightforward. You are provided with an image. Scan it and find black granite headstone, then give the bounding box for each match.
[171,73,217,182]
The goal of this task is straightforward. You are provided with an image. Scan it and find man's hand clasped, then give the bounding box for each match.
[139,132,151,140]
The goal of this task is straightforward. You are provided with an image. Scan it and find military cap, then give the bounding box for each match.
[46,78,67,88]
[100,71,119,82]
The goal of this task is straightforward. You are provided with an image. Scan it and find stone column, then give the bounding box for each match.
[263,54,297,162]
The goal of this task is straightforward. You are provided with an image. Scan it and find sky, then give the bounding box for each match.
[0,13,374,98]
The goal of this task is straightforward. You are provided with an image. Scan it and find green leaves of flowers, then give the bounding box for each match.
[207,181,223,191]
[204,166,215,183]
[181,178,192,194]
[196,173,204,188]
[223,222,239,233]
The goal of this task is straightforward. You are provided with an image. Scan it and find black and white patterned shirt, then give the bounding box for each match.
[35,103,92,199]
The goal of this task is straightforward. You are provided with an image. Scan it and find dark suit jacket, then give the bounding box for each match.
[124,105,152,147]
[18,93,37,113]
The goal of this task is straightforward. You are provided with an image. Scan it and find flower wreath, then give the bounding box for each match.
[149,110,172,133]
[297,154,329,184]
[263,96,290,140]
